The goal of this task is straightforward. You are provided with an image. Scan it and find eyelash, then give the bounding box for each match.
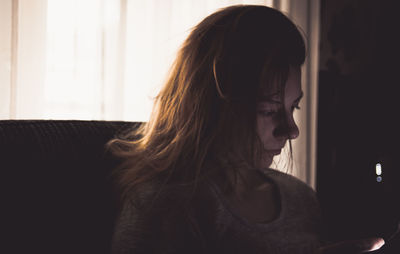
[293,105,301,111]
[258,105,301,117]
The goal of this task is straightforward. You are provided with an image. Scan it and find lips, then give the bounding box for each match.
[267,149,282,156]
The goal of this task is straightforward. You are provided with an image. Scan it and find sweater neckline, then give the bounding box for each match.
[208,168,285,232]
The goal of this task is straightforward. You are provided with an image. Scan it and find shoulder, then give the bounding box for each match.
[127,179,217,215]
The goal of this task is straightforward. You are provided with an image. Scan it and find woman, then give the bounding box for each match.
[109,5,384,254]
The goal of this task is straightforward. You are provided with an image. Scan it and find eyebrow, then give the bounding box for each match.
[258,92,281,103]
[258,91,304,104]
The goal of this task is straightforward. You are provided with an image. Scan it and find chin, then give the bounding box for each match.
[259,156,273,169]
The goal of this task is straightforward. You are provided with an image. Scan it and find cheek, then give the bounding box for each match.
[256,117,275,140]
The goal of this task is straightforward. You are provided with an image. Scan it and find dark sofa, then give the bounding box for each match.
[1,120,140,254]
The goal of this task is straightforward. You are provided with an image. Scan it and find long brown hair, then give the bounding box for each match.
[107,5,305,203]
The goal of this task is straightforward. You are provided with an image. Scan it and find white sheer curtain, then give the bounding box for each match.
[123,0,275,121]
[0,0,319,188]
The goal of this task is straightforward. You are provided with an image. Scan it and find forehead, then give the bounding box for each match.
[257,76,282,101]
[257,66,302,103]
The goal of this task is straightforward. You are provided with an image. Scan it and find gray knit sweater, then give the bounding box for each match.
[111,168,323,254]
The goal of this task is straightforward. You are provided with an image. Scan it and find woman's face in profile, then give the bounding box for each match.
[256,66,303,168]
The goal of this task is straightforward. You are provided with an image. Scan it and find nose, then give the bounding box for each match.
[287,122,299,139]
[273,113,299,140]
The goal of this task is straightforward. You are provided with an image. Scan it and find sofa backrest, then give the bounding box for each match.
[0,120,140,254]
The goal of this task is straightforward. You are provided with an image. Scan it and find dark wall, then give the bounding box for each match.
[317,0,400,244]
